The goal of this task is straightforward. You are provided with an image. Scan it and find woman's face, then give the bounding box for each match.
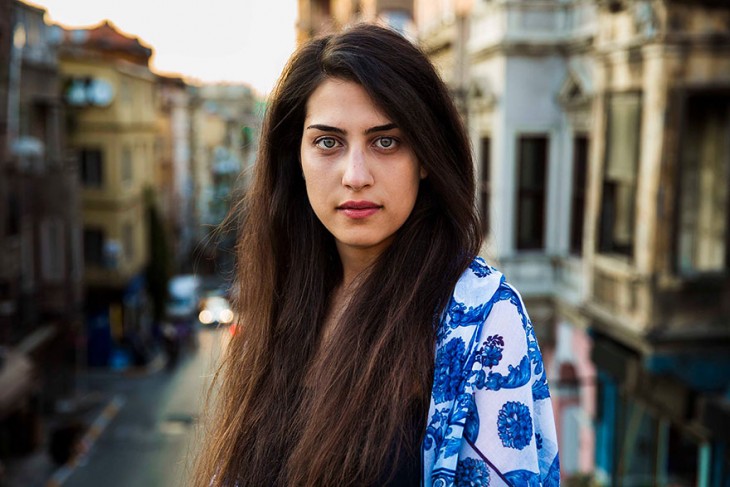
[300,78,426,262]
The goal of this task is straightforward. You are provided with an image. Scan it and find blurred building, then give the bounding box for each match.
[0,0,9,160]
[463,0,598,480]
[418,0,730,485]
[297,0,414,44]
[156,74,194,271]
[0,0,84,457]
[418,0,598,478]
[586,2,730,485]
[416,0,473,117]
[189,83,260,275]
[58,20,156,366]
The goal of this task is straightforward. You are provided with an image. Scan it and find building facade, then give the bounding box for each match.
[465,1,598,480]
[59,20,156,366]
[156,74,194,271]
[297,0,414,44]
[0,0,84,457]
[189,83,259,275]
[420,0,730,484]
[586,2,730,484]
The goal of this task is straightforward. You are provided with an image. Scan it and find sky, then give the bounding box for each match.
[27,0,299,95]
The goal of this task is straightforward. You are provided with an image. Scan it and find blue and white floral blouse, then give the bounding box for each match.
[423,257,560,486]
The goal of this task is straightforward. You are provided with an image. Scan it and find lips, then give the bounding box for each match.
[337,200,382,219]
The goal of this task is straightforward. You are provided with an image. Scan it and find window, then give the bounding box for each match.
[676,94,730,275]
[516,135,548,250]
[40,218,65,283]
[5,189,20,236]
[121,146,133,186]
[479,137,491,236]
[570,135,589,255]
[599,93,641,257]
[80,149,103,187]
[123,223,134,262]
[83,228,104,267]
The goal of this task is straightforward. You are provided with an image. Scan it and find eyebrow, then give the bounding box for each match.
[305,123,398,135]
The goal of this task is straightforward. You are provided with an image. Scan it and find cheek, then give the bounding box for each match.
[301,165,330,208]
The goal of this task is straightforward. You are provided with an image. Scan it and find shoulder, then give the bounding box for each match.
[441,256,529,332]
[436,257,537,383]
[449,256,503,310]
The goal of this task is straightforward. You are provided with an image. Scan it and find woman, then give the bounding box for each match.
[194,23,559,486]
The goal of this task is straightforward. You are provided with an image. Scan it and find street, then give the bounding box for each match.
[61,328,227,487]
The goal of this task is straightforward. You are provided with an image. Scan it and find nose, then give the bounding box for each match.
[341,147,374,190]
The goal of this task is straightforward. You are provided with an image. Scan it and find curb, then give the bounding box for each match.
[45,395,126,487]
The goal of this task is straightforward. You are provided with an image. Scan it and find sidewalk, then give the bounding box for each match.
[1,352,166,487]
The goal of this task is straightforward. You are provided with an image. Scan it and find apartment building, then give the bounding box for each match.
[59,20,157,366]
[586,2,730,484]
[156,74,194,270]
[419,0,730,483]
[0,0,84,456]
[188,83,259,275]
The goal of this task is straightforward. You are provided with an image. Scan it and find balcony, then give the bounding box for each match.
[470,0,597,55]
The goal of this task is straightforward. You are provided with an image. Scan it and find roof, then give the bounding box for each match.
[61,20,153,66]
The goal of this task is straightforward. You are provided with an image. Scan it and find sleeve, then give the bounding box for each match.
[455,283,560,487]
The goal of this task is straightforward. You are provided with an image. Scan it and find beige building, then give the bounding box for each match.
[415,0,471,117]
[585,2,730,484]
[297,0,414,44]
[59,21,156,354]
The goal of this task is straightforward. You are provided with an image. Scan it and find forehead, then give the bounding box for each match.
[304,78,392,126]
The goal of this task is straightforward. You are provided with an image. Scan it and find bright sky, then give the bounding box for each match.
[27,0,299,95]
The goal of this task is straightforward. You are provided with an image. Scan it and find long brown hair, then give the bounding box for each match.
[193,24,481,486]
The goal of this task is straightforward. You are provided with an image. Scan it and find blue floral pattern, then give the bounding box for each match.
[433,337,467,404]
[468,257,494,278]
[474,335,504,368]
[423,259,559,486]
[455,458,490,486]
[497,401,533,450]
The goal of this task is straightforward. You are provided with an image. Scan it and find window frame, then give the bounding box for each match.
[598,91,642,259]
[570,134,589,256]
[672,90,730,277]
[83,227,105,268]
[80,148,104,188]
[516,134,549,251]
[479,136,491,236]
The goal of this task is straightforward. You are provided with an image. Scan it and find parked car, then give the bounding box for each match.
[166,275,201,321]
[198,296,235,327]
[164,275,201,356]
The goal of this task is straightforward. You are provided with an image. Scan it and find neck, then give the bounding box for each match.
[335,243,384,288]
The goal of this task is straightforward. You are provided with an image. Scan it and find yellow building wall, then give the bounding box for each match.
[60,57,157,288]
